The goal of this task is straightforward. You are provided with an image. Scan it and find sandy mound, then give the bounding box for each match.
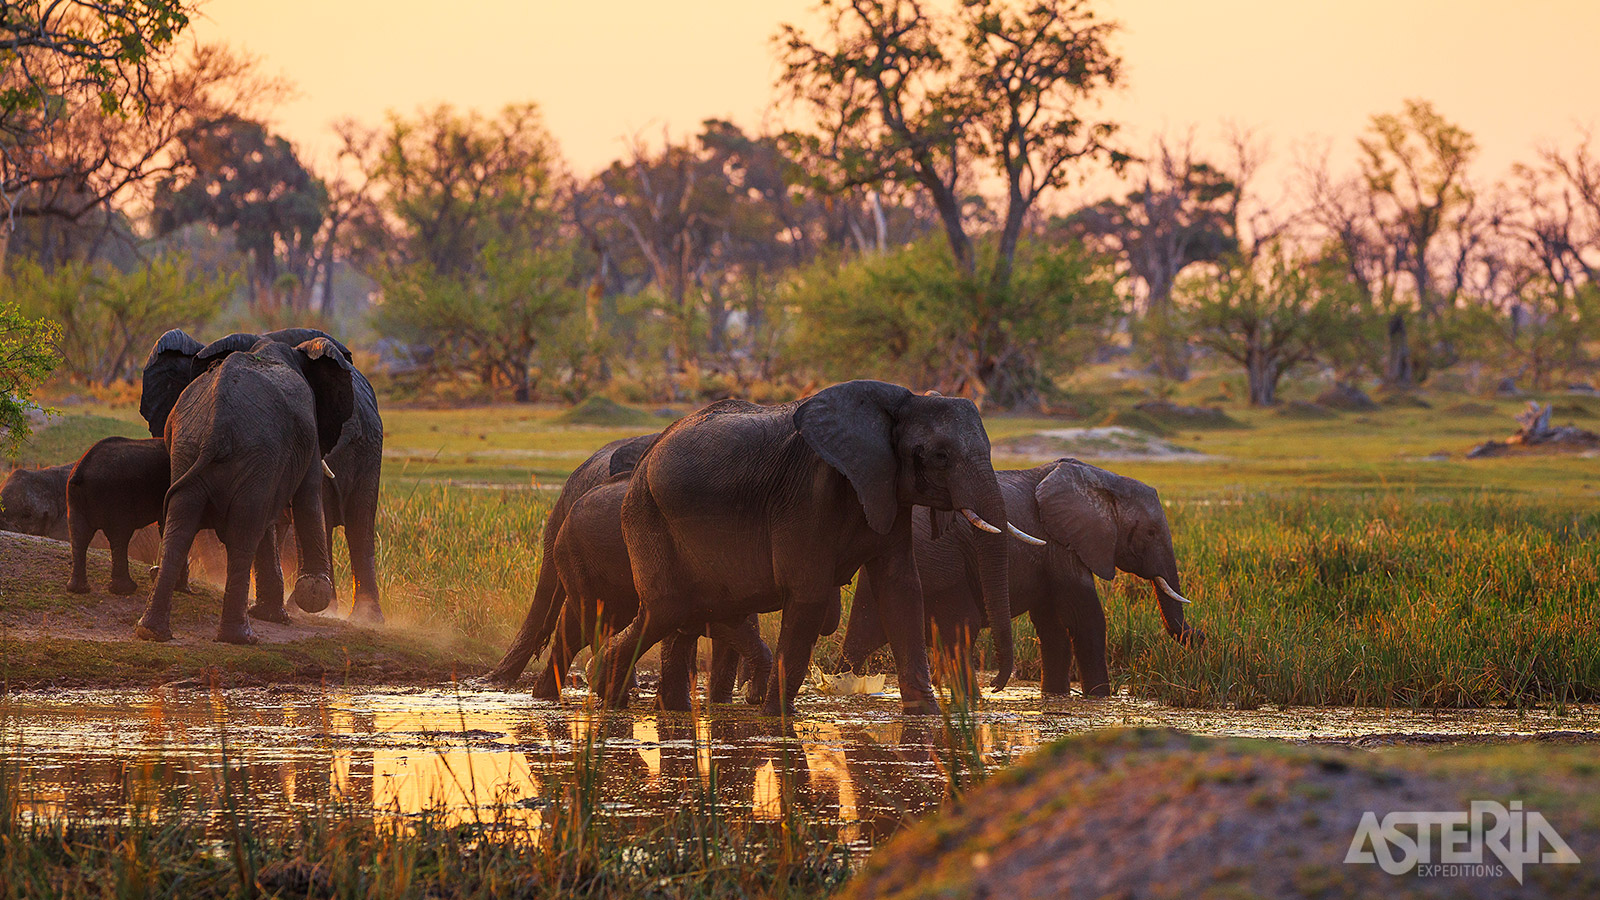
[555,396,663,427]
[844,729,1599,900]
[0,531,489,688]
[996,427,1207,461]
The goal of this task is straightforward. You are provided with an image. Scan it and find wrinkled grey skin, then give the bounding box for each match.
[0,464,71,540]
[543,474,784,708]
[67,437,189,596]
[135,338,356,645]
[485,434,660,686]
[141,327,385,622]
[484,433,778,706]
[597,381,1013,717]
[843,459,1202,697]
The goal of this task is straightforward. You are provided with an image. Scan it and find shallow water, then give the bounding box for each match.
[2,685,1595,852]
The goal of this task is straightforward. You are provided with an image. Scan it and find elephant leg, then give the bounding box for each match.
[710,614,772,706]
[763,599,831,718]
[531,601,588,700]
[107,526,138,596]
[136,491,205,642]
[215,523,265,645]
[657,628,699,712]
[287,471,336,614]
[863,547,939,715]
[66,515,93,595]
[596,608,679,709]
[840,573,887,675]
[153,521,194,594]
[1030,605,1076,696]
[345,489,384,624]
[1064,592,1110,698]
[248,526,290,624]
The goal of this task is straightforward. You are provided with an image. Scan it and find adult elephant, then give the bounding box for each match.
[135,337,356,644]
[841,459,1203,697]
[483,433,777,705]
[141,327,385,622]
[597,381,1031,717]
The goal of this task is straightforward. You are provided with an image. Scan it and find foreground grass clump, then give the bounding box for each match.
[1102,492,1600,708]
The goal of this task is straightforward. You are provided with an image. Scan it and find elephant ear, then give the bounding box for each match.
[264,328,354,362]
[607,432,662,477]
[140,329,204,437]
[794,380,912,535]
[296,338,357,456]
[1035,460,1119,580]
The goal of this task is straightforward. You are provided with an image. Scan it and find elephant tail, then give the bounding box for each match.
[483,527,567,685]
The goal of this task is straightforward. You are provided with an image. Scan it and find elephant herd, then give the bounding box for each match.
[0,327,386,641]
[1,326,1201,716]
[484,380,1202,716]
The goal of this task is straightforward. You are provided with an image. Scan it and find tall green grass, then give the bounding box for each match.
[1106,492,1600,708]
[353,483,1599,709]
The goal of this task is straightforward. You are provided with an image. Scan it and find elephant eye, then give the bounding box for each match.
[929,448,951,467]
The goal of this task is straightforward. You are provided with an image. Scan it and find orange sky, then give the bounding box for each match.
[198,0,1600,196]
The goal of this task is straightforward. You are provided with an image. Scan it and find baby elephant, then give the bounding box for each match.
[67,437,182,596]
[0,463,72,540]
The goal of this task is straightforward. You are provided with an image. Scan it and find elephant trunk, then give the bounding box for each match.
[961,469,1013,690]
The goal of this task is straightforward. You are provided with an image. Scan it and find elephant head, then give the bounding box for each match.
[140,328,355,441]
[794,379,1016,688]
[0,464,70,540]
[1034,458,1202,646]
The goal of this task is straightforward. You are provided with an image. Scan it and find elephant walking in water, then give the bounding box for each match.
[842,458,1203,697]
[141,327,386,622]
[597,381,1028,717]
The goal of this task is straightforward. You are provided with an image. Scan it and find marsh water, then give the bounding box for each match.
[3,685,1596,853]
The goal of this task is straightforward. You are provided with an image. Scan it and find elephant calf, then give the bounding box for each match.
[843,458,1202,697]
[0,463,72,540]
[67,437,186,596]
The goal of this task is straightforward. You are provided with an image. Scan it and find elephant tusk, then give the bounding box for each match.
[321,459,335,480]
[960,508,1001,534]
[1007,522,1047,546]
[1154,576,1192,604]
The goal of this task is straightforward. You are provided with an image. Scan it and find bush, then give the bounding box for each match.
[4,255,232,385]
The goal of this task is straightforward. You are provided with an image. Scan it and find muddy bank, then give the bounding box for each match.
[844,728,1600,899]
[0,532,497,689]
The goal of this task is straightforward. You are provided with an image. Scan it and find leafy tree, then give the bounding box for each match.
[0,302,58,451]
[1183,248,1351,406]
[785,237,1117,393]
[4,254,231,384]
[375,243,582,402]
[778,0,1123,407]
[153,116,326,309]
[364,103,560,276]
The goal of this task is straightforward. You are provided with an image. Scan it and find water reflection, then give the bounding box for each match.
[2,686,1595,853]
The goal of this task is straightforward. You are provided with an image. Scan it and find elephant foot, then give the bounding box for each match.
[529,674,562,700]
[900,697,942,716]
[656,691,693,713]
[1177,626,1206,648]
[1081,683,1112,699]
[175,580,194,595]
[215,621,259,645]
[66,579,90,595]
[134,623,172,643]
[760,697,796,718]
[290,574,335,614]
[348,600,385,625]
[109,577,139,597]
[248,601,292,625]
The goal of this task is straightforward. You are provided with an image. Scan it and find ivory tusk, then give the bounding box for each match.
[1154,576,1191,604]
[960,508,1001,534]
[321,459,335,479]
[1007,522,1047,545]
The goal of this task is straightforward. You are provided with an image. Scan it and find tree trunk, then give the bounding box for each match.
[1386,313,1415,387]
[1246,349,1278,406]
